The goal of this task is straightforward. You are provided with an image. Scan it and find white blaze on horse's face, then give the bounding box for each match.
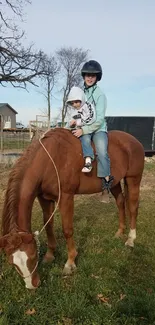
[12,250,36,289]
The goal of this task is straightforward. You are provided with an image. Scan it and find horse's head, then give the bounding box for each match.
[0,232,40,289]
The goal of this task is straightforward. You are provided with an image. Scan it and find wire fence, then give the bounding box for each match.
[0,129,34,166]
[0,129,32,152]
[0,114,50,165]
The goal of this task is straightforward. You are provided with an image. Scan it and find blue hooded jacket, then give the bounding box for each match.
[82,84,107,135]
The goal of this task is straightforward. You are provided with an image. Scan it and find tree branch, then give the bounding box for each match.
[0,0,45,88]
[56,47,89,124]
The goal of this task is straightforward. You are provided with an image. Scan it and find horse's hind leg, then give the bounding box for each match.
[38,195,56,262]
[124,176,141,247]
[111,182,126,237]
[59,192,78,275]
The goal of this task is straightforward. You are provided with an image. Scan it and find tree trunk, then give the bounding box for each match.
[47,79,51,128]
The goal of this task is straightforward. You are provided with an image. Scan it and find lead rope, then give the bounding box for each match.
[25,131,61,279]
[36,133,61,236]
[15,131,61,280]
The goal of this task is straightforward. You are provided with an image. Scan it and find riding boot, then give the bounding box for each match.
[100,176,114,203]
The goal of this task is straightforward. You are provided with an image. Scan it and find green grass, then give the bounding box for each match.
[0,163,155,324]
[144,161,155,172]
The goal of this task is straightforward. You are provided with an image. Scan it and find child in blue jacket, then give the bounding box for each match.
[72,60,114,202]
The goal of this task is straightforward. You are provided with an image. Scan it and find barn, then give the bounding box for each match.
[0,103,18,129]
[106,116,155,155]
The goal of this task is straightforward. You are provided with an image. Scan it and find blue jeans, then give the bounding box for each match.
[80,131,110,177]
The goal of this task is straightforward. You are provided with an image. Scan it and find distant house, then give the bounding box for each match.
[0,103,18,129]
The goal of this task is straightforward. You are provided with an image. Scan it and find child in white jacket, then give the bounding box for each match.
[66,86,96,172]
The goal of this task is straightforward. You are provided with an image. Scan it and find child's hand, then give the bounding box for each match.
[70,119,76,127]
[72,129,83,138]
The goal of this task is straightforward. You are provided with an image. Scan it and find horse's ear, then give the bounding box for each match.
[7,234,22,247]
[21,233,34,244]
[6,234,22,255]
[0,235,18,255]
[0,233,34,255]
[0,236,7,248]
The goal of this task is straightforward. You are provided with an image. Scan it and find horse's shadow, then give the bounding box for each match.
[120,243,155,281]
[72,197,155,283]
[73,196,118,258]
[114,243,155,322]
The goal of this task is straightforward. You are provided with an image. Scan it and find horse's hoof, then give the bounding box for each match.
[43,252,55,263]
[115,229,124,238]
[125,238,134,248]
[62,263,76,276]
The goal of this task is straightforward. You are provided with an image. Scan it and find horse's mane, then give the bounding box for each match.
[1,128,74,235]
[43,128,75,145]
[2,138,40,235]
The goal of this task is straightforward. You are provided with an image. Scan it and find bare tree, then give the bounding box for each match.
[38,55,60,123]
[56,47,89,125]
[0,0,46,88]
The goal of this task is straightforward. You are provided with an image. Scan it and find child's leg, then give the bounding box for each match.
[80,134,94,172]
[80,134,94,160]
[92,131,110,177]
[92,131,114,196]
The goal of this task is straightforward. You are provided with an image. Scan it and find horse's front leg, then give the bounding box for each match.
[38,195,56,262]
[59,192,78,275]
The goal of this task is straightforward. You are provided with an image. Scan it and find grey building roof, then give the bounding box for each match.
[0,103,18,114]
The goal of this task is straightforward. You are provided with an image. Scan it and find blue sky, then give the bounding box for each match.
[1,0,155,125]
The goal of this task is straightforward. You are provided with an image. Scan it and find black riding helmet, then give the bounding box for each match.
[81,60,102,81]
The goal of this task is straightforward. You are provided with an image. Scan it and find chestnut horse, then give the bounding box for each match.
[0,128,144,289]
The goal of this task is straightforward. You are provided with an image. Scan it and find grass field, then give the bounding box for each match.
[0,162,155,325]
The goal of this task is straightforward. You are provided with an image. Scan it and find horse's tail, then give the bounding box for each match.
[124,177,130,216]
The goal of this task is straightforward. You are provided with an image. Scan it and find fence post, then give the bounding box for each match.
[152,117,155,150]
[0,114,3,151]
[0,130,3,151]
